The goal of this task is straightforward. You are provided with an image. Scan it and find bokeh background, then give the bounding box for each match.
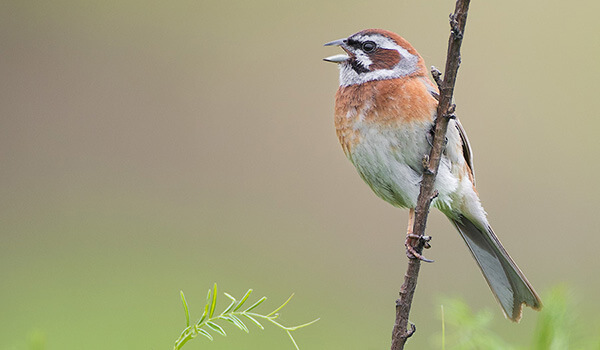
[2,0,599,349]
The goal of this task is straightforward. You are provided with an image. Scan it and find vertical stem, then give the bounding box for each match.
[390,1,471,349]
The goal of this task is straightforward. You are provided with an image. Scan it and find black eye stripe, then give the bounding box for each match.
[346,38,360,47]
[346,38,378,53]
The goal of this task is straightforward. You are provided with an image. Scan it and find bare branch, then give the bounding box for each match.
[390,1,472,349]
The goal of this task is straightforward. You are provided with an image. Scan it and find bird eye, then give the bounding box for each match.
[362,41,377,53]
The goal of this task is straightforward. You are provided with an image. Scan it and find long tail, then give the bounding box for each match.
[450,215,542,321]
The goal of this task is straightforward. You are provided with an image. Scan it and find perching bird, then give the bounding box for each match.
[324,29,541,321]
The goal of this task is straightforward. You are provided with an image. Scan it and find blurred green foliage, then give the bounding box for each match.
[19,286,600,350]
[438,286,600,350]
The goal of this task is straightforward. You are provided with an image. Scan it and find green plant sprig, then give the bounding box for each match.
[174,283,319,350]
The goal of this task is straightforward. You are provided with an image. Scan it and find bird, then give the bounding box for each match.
[323,29,542,321]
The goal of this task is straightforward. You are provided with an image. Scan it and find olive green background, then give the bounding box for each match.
[2,0,599,349]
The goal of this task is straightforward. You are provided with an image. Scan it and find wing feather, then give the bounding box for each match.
[426,86,475,183]
[455,119,475,184]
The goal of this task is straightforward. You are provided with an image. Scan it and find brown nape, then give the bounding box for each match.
[370,49,401,70]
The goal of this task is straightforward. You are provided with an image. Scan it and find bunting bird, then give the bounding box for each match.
[324,29,541,321]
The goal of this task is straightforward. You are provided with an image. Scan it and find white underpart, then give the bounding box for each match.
[348,108,487,224]
[338,34,420,87]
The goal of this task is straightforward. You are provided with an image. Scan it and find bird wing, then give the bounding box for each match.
[455,118,475,184]
[426,86,476,183]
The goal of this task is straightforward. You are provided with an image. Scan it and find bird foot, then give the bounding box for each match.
[406,233,432,249]
[403,322,416,339]
[405,234,434,262]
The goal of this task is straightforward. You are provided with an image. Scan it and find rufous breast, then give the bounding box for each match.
[334,77,438,155]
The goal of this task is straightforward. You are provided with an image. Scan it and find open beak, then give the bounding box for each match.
[323,38,349,63]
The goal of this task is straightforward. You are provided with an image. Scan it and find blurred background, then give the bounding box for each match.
[2,0,599,349]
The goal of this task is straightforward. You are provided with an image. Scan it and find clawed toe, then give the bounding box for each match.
[405,236,434,263]
[406,234,432,249]
[404,208,433,262]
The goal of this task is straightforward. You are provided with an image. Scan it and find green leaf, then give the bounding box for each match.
[229,314,249,333]
[198,289,211,324]
[221,293,236,314]
[242,313,264,330]
[234,289,253,311]
[205,288,211,304]
[198,328,213,341]
[285,318,320,331]
[198,305,208,324]
[206,321,226,336]
[209,283,218,318]
[180,291,190,327]
[244,296,267,312]
[267,294,294,317]
[224,292,235,301]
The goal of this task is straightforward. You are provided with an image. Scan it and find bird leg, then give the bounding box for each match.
[405,208,434,262]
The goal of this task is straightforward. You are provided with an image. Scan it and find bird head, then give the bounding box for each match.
[324,29,427,87]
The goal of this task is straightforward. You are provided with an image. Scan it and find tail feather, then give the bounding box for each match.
[451,216,542,321]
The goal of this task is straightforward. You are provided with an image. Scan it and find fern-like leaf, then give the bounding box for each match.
[173,283,318,350]
[198,328,213,341]
[206,321,226,336]
[234,289,253,311]
[244,296,267,312]
[242,313,264,330]
[180,291,190,327]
